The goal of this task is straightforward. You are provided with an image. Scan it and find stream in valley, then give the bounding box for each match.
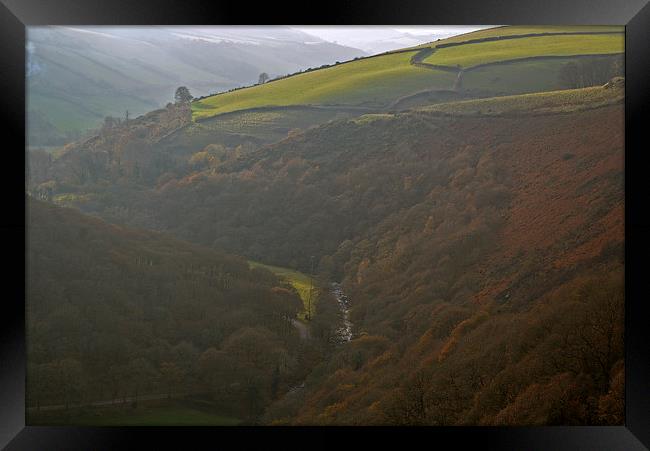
[331,282,353,343]
[287,282,352,395]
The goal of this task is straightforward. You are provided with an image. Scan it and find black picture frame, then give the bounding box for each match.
[2,0,649,449]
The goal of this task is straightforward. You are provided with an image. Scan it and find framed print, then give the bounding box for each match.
[2,0,650,448]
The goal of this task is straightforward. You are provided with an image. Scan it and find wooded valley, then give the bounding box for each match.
[26,25,625,425]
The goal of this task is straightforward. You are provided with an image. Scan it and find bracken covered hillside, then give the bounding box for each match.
[256,90,624,425]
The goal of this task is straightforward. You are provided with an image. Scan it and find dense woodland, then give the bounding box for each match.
[26,32,625,424]
[27,199,344,422]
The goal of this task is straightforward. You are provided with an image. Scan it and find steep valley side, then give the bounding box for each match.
[29,87,624,425]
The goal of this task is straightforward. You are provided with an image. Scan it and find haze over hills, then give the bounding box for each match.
[27,26,496,146]
[26,26,625,426]
[27,26,367,145]
[291,26,493,54]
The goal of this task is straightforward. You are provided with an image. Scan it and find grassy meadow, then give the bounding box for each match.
[249,260,317,320]
[423,33,624,68]
[192,51,455,119]
[191,26,624,121]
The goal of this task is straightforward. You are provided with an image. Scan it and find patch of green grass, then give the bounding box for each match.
[423,33,624,69]
[417,84,623,116]
[192,51,455,120]
[249,260,317,319]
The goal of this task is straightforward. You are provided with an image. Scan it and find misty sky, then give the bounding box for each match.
[291,26,493,53]
[43,25,493,55]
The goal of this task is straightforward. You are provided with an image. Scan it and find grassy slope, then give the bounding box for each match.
[423,34,623,68]
[249,260,317,320]
[192,26,623,121]
[192,51,454,119]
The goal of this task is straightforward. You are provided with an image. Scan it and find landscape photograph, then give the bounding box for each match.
[25,25,625,426]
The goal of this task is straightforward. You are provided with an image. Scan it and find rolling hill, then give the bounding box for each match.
[192,51,456,118]
[192,26,623,120]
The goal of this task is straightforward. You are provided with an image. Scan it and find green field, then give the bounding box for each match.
[191,26,624,121]
[249,260,317,320]
[423,34,624,68]
[192,51,455,119]
[29,404,241,426]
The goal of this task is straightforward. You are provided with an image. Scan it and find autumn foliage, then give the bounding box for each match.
[27,84,624,425]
